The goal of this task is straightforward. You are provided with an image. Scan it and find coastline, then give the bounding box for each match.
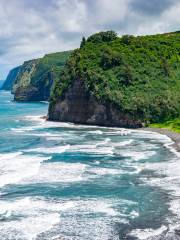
[44,113,180,153]
[142,127,180,153]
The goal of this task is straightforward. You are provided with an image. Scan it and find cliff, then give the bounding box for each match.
[1,66,21,90]
[48,78,142,127]
[13,51,71,101]
[49,31,180,128]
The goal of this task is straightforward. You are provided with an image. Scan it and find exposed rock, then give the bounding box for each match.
[14,71,53,102]
[13,51,71,102]
[14,86,41,101]
[48,79,142,128]
[12,59,40,96]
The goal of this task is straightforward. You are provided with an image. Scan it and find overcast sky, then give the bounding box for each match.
[0,0,179,79]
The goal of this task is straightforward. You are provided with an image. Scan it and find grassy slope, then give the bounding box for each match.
[14,51,72,90]
[51,31,180,124]
[150,119,180,133]
[31,51,72,87]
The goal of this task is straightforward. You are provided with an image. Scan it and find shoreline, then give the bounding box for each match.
[142,127,180,153]
[43,115,180,152]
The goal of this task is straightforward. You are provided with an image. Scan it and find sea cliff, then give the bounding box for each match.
[48,31,180,128]
[13,51,71,101]
[48,78,142,128]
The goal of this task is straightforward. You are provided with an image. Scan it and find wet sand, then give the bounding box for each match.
[143,128,180,153]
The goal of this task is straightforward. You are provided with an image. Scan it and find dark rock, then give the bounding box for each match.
[48,79,143,128]
[14,71,53,102]
[14,86,41,102]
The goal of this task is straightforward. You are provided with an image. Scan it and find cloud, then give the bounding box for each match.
[0,0,179,79]
[130,0,177,15]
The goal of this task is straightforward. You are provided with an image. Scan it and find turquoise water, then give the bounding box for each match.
[0,91,180,240]
[0,80,4,88]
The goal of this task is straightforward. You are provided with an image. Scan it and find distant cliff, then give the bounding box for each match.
[13,59,40,100]
[13,51,71,101]
[49,31,180,127]
[1,66,21,90]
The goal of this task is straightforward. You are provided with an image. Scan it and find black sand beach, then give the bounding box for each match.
[143,128,180,153]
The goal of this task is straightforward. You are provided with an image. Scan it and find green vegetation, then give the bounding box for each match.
[13,59,39,92]
[150,119,180,133]
[51,30,180,124]
[31,51,72,87]
[13,51,71,101]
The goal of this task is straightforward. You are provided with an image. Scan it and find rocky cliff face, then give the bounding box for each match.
[13,59,39,88]
[14,70,53,101]
[12,59,40,100]
[1,66,21,90]
[13,51,71,102]
[48,79,142,128]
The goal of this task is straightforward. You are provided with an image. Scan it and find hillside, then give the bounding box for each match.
[1,66,21,90]
[49,31,180,127]
[13,51,71,101]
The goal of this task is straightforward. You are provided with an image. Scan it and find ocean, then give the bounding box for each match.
[0,90,180,240]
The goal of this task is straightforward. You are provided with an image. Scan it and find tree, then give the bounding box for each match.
[161,57,171,76]
[121,35,134,45]
[101,49,122,69]
[87,31,118,43]
[118,65,133,86]
[80,36,86,48]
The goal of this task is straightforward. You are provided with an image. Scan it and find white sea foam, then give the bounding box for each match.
[46,136,63,141]
[134,130,180,156]
[111,139,134,147]
[70,144,114,155]
[21,158,129,185]
[51,198,138,239]
[22,162,87,184]
[0,197,70,240]
[96,137,111,146]
[120,150,156,161]
[0,152,22,161]
[164,140,180,158]
[130,210,139,218]
[11,125,40,133]
[23,115,46,123]
[88,167,121,176]
[25,144,70,154]
[78,199,118,216]
[89,130,103,134]
[129,225,167,240]
[40,101,49,104]
[0,197,122,240]
[103,129,132,136]
[0,152,50,187]
[20,156,142,185]
[29,132,61,137]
